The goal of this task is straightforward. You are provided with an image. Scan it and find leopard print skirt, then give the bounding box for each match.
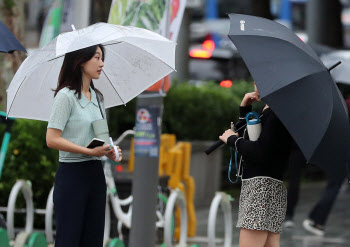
[236,176,287,233]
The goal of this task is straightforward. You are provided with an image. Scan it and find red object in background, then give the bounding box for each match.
[171,0,180,22]
[189,36,215,59]
[202,40,215,52]
[115,165,123,172]
[220,80,233,88]
[146,75,171,92]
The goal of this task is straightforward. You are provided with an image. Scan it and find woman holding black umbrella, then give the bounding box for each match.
[219,83,292,247]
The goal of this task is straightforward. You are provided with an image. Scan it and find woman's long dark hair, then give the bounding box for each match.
[54,44,105,100]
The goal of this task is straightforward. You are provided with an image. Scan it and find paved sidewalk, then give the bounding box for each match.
[191,181,350,247]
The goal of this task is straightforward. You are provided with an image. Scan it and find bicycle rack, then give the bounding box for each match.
[45,187,54,244]
[207,192,233,247]
[7,180,34,240]
[104,161,133,229]
[164,189,187,247]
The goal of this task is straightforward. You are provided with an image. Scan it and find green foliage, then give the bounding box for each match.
[3,0,16,12]
[0,119,58,227]
[162,80,263,140]
[108,80,264,140]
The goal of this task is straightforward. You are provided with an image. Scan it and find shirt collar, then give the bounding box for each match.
[75,87,99,108]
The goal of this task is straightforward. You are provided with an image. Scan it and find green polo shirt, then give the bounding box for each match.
[47,87,106,162]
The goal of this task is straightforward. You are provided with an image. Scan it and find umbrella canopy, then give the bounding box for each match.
[6,23,175,121]
[320,50,350,85]
[0,21,26,53]
[228,14,350,179]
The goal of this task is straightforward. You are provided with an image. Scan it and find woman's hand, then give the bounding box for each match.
[241,92,260,106]
[219,129,238,144]
[88,145,114,157]
[106,146,123,162]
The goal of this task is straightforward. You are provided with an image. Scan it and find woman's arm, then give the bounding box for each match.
[46,128,114,157]
[226,111,288,163]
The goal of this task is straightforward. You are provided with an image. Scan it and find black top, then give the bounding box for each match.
[227,105,292,180]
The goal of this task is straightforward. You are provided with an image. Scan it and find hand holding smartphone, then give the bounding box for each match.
[86,138,105,149]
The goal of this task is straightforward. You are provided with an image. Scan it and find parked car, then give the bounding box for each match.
[189,18,250,86]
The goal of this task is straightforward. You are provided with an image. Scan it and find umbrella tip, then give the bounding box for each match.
[328,61,341,72]
[71,24,76,31]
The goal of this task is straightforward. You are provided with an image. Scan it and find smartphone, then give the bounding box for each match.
[86,138,105,149]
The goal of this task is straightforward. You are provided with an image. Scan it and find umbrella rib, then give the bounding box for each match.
[37,60,57,96]
[102,41,123,47]
[101,68,125,105]
[7,76,27,117]
[46,54,65,62]
[105,41,175,71]
[104,46,134,68]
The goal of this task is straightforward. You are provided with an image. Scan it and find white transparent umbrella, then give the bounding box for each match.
[6,23,176,121]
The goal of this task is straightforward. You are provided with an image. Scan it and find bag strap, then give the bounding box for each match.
[96,93,105,119]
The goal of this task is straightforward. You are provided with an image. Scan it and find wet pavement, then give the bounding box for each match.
[191,181,350,247]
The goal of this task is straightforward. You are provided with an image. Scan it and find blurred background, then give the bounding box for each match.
[0,1,349,245]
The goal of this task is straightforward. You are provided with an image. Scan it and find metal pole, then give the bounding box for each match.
[129,95,163,247]
[173,8,191,82]
[306,0,343,47]
[306,0,324,44]
[73,0,91,28]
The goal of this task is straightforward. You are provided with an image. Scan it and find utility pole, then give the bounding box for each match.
[306,0,343,47]
[174,8,191,82]
[74,0,91,29]
[129,95,163,247]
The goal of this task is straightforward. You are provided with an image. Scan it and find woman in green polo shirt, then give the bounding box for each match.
[46,44,122,247]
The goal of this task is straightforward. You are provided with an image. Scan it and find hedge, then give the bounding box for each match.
[108,80,262,139]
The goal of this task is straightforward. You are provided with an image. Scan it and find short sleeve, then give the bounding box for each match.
[47,91,72,131]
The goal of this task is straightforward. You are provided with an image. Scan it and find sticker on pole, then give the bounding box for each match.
[134,106,161,157]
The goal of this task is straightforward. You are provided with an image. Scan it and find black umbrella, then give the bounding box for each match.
[0,21,26,53]
[227,14,350,180]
